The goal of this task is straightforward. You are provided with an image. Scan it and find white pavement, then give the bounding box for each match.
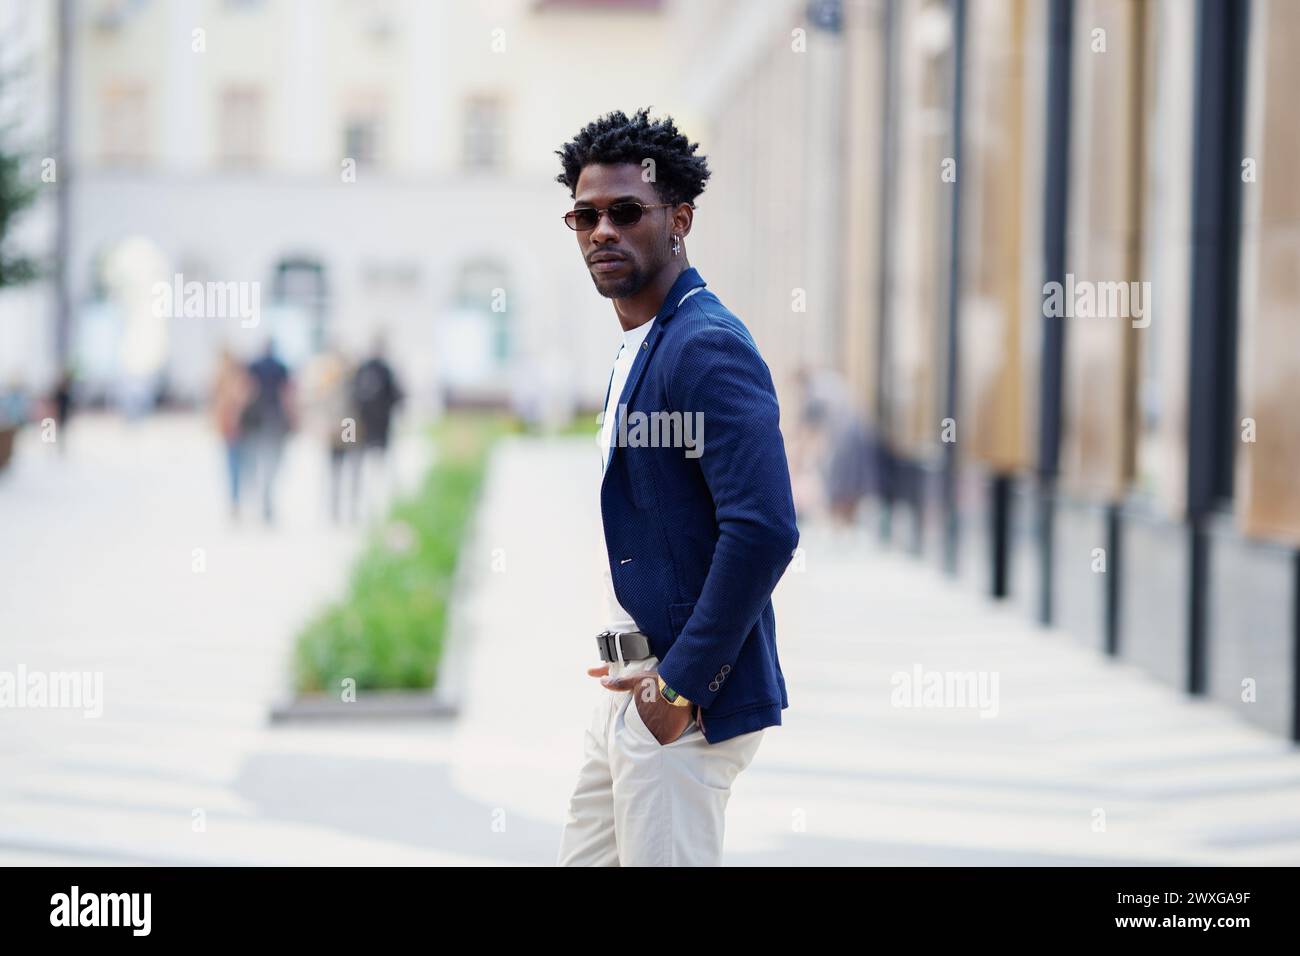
[3,420,1300,865]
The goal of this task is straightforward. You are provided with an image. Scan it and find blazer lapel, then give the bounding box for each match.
[601,269,707,478]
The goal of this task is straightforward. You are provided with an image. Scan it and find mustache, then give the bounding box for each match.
[588,251,630,263]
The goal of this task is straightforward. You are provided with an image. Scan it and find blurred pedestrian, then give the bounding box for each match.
[351,331,404,518]
[211,348,254,520]
[241,338,297,525]
[51,368,75,456]
[0,374,28,473]
[794,365,878,528]
[302,341,361,524]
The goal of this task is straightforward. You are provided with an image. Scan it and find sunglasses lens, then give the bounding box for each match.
[566,209,598,230]
[608,202,644,226]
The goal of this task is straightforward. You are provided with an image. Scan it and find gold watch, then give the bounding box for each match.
[657,674,692,707]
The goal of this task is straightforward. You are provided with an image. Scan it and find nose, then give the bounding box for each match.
[589,209,621,244]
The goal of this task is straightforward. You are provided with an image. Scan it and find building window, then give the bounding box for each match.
[91,0,150,33]
[349,0,396,44]
[456,259,511,363]
[100,85,149,166]
[219,86,264,168]
[342,96,385,169]
[463,96,505,171]
[271,257,330,361]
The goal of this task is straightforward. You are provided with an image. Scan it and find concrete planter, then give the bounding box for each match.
[266,436,494,725]
[268,689,458,723]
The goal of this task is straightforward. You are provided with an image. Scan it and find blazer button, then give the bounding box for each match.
[709,681,720,692]
[720,664,731,675]
[641,341,648,349]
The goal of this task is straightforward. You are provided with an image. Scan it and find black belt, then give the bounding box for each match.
[595,629,654,663]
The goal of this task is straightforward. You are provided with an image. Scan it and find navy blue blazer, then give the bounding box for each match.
[599,266,800,744]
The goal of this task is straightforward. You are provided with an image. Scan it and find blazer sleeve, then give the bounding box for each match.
[654,323,800,709]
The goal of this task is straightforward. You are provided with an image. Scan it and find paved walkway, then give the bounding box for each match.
[3,418,1299,865]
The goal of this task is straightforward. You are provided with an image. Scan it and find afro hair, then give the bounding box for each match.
[555,107,711,207]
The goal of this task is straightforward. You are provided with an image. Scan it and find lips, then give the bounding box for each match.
[590,254,627,274]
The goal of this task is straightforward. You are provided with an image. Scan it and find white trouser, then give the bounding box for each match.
[556,654,764,866]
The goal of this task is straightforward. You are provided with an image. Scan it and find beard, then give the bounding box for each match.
[590,236,671,299]
[591,260,646,299]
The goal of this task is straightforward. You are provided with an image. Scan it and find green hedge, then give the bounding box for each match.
[291,413,514,694]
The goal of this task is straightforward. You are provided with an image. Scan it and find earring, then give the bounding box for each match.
[672,234,681,256]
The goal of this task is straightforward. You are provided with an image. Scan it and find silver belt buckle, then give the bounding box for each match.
[595,629,625,666]
[597,628,647,666]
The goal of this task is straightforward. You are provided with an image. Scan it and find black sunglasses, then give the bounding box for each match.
[563,201,678,231]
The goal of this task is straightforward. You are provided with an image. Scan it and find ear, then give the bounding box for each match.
[673,202,694,238]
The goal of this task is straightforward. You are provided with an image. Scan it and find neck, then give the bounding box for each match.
[613,259,689,332]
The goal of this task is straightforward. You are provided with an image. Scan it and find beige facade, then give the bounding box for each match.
[1058,0,1144,500]
[838,0,886,423]
[76,0,678,180]
[883,0,953,460]
[675,0,843,404]
[958,0,1036,473]
[1236,0,1300,543]
[1132,0,1196,516]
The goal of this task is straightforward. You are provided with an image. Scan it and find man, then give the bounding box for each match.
[353,331,404,453]
[554,108,800,866]
[240,337,296,525]
[351,330,405,519]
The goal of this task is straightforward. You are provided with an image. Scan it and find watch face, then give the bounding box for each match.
[661,684,679,702]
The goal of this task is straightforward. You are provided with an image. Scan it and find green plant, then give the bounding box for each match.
[291,413,513,694]
[0,112,40,288]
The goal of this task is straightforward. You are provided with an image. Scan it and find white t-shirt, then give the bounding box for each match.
[596,284,704,633]
[599,318,655,632]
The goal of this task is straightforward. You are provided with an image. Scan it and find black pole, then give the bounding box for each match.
[1036,0,1073,625]
[1105,505,1122,655]
[1292,549,1300,742]
[1185,0,1250,694]
[991,475,1010,598]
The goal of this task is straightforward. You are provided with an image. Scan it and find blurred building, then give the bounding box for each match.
[678,0,1300,742]
[26,0,691,410]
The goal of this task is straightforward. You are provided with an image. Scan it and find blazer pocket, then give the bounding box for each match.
[626,454,658,510]
[668,601,696,637]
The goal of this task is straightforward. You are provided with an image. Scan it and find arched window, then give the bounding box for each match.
[270,256,329,364]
